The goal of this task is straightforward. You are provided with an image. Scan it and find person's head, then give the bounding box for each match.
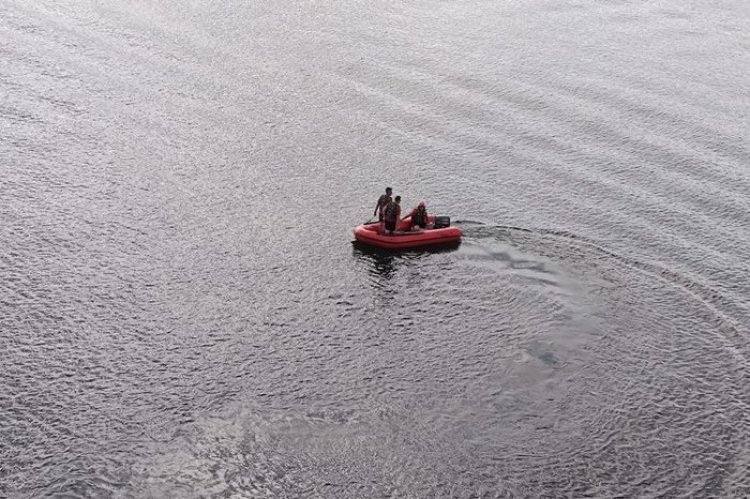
[385,187,392,195]
[394,195,401,203]
[418,200,425,208]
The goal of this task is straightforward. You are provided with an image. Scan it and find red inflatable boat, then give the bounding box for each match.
[353,215,462,250]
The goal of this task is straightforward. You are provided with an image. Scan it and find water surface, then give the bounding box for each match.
[2,0,750,496]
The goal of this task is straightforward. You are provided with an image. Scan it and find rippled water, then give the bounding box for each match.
[2,0,750,496]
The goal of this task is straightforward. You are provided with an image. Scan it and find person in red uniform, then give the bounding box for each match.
[382,195,401,235]
[401,200,430,230]
[373,187,392,222]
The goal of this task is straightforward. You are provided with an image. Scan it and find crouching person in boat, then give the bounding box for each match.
[401,200,431,230]
[382,195,401,235]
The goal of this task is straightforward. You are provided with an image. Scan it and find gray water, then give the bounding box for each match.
[2,0,750,497]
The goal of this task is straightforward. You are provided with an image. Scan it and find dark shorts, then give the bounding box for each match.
[384,221,396,232]
[414,220,426,229]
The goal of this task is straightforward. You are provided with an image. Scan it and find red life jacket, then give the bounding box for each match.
[384,201,400,222]
[412,207,427,226]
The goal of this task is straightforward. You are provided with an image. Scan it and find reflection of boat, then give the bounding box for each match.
[353,216,463,250]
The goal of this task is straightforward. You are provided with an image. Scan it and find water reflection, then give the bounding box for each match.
[351,242,398,279]
[351,241,461,279]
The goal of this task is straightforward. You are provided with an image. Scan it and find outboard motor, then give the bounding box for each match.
[434,216,451,228]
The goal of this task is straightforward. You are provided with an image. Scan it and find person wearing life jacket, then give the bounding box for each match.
[373,187,393,222]
[402,200,430,229]
[382,195,401,235]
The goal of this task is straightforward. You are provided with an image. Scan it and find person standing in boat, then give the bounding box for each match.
[401,200,430,230]
[373,187,393,222]
[382,195,401,235]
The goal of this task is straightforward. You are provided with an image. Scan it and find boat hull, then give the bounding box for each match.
[353,218,462,250]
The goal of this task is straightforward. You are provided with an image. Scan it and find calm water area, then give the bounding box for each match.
[2,0,750,496]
